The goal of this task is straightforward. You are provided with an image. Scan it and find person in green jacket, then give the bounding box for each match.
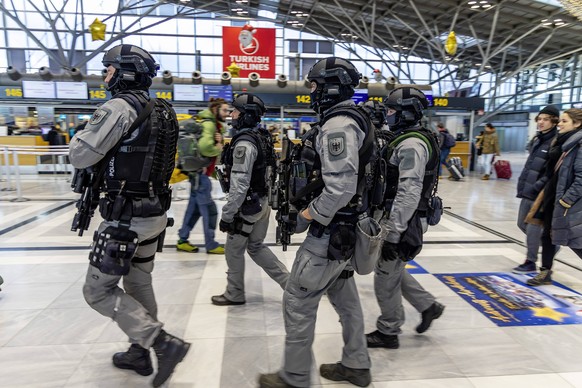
[177,98,229,254]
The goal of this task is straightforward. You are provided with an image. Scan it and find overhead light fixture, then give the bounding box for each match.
[70,67,83,81]
[541,18,567,27]
[6,65,21,81]
[192,70,202,84]
[467,0,491,10]
[39,66,53,80]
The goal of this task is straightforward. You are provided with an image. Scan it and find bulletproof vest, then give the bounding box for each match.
[104,90,179,197]
[383,126,440,213]
[289,104,375,220]
[221,127,275,196]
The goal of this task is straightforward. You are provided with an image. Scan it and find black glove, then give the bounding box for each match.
[381,241,400,261]
[219,219,234,233]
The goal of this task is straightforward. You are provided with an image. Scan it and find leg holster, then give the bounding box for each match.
[231,215,254,237]
[327,222,357,261]
[89,226,139,276]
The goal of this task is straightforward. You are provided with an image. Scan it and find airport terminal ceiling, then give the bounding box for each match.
[168,0,582,75]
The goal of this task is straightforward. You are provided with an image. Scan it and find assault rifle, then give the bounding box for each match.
[70,167,100,236]
[272,136,297,251]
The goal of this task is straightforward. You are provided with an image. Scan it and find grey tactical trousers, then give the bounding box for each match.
[83,215,167,349]
[374,258,435,335]
[280,232,370,387]
[223,203,289,302]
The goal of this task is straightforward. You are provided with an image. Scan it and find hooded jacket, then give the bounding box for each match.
[517,127,557,200]
[552,128,582,248]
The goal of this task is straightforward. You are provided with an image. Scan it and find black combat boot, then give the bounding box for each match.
[152,330,191,388]
[320,362,371,387]
[112,344,153,376]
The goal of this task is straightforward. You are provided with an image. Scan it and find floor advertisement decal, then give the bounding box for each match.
[435,272,582,326]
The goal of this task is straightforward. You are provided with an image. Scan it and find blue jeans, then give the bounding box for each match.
[178,173,220,251]
[439,148,450,176]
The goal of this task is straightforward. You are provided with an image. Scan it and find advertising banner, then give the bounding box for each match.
[222,25,276,79]
[436,272,582,326]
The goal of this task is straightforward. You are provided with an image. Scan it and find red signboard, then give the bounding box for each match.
[222,25,276,79]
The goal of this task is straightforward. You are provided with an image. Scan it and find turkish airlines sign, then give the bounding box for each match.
[222,25,276,78]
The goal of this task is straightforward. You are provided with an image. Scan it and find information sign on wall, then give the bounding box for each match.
[22,80,56,99]
[203,85,233,101]
[56,82,88,100]
[222,25,276,79]
[0,86,23,99]
[172,85,202,101]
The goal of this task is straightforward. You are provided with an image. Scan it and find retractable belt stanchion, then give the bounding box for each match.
[2,146,15,192]
[10,149,29,202]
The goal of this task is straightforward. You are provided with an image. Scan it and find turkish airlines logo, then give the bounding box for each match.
[238,24,259,55]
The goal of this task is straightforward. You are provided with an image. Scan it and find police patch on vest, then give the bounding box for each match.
[89,108,110,126]
[328,133,347,161]
[234,146,246,164]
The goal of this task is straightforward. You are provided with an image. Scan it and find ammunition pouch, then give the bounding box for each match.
[89,226,138,276]
[241,192,262,216]
[99,193,171,221]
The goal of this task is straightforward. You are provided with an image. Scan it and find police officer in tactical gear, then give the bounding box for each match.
[360,99,388,131]
[366,87,445,350]
[259,57,371,388]
[211,93,289,306]
[69,44,189,388]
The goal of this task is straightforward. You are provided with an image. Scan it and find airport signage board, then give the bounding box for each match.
[22,80,56,99]
[203,85,233,101]
[56,81,88,100]
[222,25,276,79]
[173,84,202,101]
[88,88,111,101]
[0,86,23,99]
[431,97,485,110]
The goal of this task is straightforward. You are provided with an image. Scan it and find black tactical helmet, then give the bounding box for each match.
[102,44,159,77]
[361,100,387,129]
[307,57,361,113]
[384,86,428,130]
[231,93,265,129]
[102,44,159,94]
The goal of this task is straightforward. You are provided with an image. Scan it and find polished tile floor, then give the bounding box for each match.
[2,153,582,387]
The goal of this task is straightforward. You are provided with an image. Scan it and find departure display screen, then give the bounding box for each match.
[173,84,204,101]
[56,82,88,100]
[203,85,233,101]
[22,80,56,99]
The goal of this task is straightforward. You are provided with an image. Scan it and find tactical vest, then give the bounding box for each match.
[103,90,179,198]
[383,127,440,214]
[221,127,276,196]
[289,104,375,221]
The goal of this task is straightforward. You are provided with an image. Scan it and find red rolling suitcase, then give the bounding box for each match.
[494,160,512,179]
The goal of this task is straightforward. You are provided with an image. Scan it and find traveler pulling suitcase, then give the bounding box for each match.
[494,159,512,179]
[447,157,464,181]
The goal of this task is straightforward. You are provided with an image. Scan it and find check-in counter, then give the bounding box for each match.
[0,135,47,165]
[449,141,471,169]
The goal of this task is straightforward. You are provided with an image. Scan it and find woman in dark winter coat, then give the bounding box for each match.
[534,109,582,284]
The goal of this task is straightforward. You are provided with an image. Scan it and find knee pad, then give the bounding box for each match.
[89,226,139,276]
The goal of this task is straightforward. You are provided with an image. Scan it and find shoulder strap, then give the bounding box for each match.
[291,107,374,203]
[390,131,434,160]
[92,99,156,190]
